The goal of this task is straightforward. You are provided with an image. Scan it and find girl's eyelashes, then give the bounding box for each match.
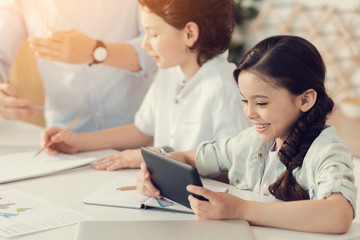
[241,99,268,106]
[256,102,268,106]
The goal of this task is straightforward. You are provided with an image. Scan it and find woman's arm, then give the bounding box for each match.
[29,30,142,71]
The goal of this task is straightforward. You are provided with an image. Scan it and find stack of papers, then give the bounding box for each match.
[0,150,96,183]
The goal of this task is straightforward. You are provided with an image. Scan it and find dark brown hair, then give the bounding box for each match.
[138,0,235,65]
[234,35,334,201]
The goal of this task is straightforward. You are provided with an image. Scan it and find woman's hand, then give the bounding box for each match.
[93,149,143,170]
[136,163,161,198]
[0,83,37,120]
[41,126,81,154]
[30,30,95,64]
[187,185,245,220]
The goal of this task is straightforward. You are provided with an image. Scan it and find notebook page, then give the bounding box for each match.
[0,150,96,183]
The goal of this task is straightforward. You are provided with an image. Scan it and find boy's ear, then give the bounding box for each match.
[184,22,199,48]
[298,89,317,112]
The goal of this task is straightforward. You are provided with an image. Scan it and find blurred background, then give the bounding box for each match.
[9,0,360,157]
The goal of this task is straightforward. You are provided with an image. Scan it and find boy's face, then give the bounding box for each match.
[140,8,191,69]
[237,71,302,149]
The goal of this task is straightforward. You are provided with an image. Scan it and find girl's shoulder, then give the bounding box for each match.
[229,126,260,146]
[305,125,352,165]
[312,125,349,148]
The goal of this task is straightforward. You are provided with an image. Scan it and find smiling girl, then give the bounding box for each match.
[137,35,357,233]
[41,0,250,170]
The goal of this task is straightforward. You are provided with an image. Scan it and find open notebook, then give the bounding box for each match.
[74,220,256,240]
[0,150,96,183]
[84,175,227,213]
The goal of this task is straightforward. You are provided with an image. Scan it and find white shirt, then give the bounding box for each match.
[259,147,279,197]
[0,0,156,132]
[135,56,251,151]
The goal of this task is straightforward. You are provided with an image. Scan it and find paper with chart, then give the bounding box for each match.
[0,150,96,183]
[0,189,93,238]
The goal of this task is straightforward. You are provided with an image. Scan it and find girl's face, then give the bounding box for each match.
[140,9,192,69]
[237,71,303,149]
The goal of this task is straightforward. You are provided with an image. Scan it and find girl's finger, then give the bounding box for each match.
[187,185,215,201]
[188,195,212,219]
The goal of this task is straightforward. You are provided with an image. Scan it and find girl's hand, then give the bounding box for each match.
[136,163,161,198]
[187,185,245,220]
[41,126,81,154]
[93,149,143,170]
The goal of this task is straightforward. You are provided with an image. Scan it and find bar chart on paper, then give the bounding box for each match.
[0,190,93,238]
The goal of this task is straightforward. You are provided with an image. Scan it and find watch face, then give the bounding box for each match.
[93,47,108,62]
[161,145,174,154]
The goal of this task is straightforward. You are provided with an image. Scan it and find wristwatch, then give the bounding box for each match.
[89,40,108,66]
[160,145,174,155]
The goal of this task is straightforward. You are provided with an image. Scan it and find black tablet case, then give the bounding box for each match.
[141,147,207,209]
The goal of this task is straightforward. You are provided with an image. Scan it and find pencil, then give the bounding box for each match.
[34,118,79,157]
[117,185,137,191]
[155,198,164,207]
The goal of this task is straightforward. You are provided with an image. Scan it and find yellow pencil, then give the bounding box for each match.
[117,185,137,191]
[34,118,79,157]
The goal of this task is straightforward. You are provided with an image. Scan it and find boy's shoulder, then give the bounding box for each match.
[197,56,238,90]
[203,56,236,79]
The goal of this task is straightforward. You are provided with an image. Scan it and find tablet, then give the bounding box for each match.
[141,147,207,209]
[74,220,256,240]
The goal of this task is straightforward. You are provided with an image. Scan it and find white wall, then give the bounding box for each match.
[245,0,360,99]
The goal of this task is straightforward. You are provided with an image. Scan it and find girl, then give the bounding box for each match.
[41,0,250,170]
[137,35,357,233]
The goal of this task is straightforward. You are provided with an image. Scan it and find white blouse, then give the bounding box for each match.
[134,55,250,151]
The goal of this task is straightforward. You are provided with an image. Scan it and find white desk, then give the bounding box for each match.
[0,119,360,240]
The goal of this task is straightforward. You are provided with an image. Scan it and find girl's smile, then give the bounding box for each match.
[254,122,271,133]
[237,70,302,149]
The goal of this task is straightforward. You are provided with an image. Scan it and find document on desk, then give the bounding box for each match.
[0,189,93,238]
[0,150,96,184]
[84,176,227,214]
